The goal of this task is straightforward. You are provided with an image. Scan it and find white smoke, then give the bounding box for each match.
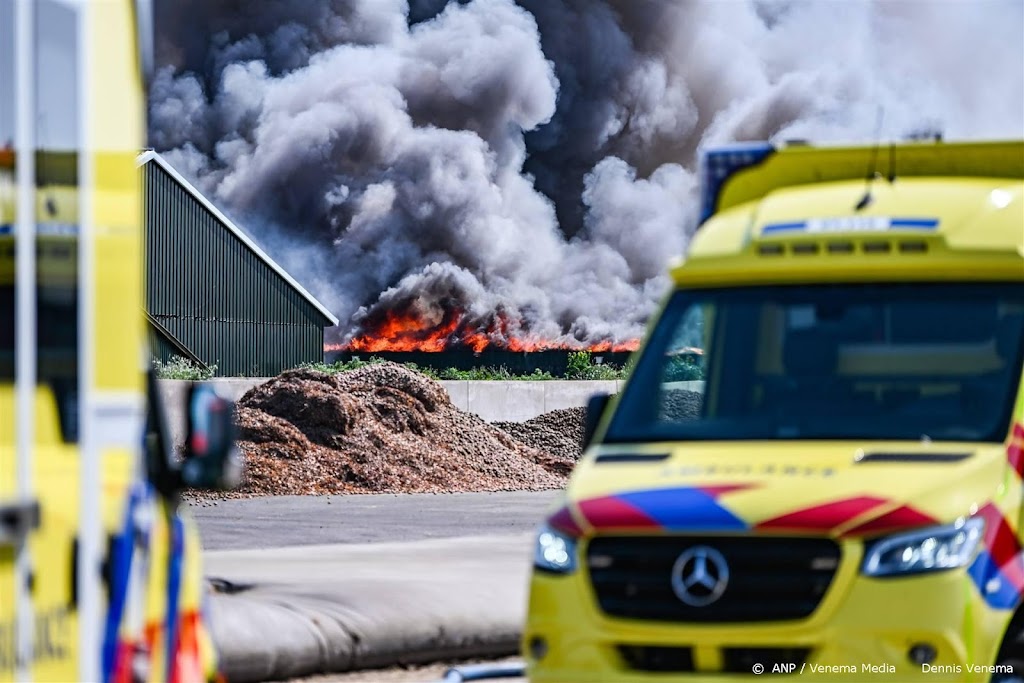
[150,0,1024,346]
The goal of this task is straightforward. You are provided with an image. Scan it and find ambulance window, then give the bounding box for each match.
[0,2,80,440]
[656,305,706,421]
[607,283,1024,444]
[1,1,14,381]
[0,2,11,139]
[36,0,81,441]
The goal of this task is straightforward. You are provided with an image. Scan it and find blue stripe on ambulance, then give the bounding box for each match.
[165,515,185,681]
[968,550,1022,610]
[617,488,748,531]
[762,217,940,234]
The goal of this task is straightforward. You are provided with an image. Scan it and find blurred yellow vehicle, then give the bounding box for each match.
[1,2,238,681]
[525,139,1024,682]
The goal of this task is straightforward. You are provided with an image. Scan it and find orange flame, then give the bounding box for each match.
[325,307,640,353]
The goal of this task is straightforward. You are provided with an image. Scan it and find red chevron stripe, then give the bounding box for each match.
[112,642,136,683]
[757,496,889,532]
[1002,554,1024,593]
[170,611,204,683]
[843,505,938,537]
[977,503,1023,569]
[547,505,585,538]
[976,502,1024,592]
[1008,423,1024,477]
[578,496,660,531]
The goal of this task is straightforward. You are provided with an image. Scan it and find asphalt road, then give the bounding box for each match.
[289,659,526,683]
[188,490,560,550]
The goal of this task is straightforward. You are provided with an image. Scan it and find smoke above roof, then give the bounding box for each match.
[150,0,1024,348]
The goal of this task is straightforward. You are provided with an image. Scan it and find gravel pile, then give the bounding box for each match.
[660,389,703,421]
[493,408,586,466]
[232,364,567,496]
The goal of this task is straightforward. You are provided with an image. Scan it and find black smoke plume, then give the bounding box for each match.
[150,0,1024,346]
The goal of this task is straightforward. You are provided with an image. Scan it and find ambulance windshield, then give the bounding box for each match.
[606,283,1024,443]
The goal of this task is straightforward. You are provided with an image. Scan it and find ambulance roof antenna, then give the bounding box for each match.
[854,106,885,212]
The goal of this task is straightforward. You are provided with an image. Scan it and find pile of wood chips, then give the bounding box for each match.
[231,363,574,496]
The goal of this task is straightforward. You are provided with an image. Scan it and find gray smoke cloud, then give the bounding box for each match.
[150,0,1024,347]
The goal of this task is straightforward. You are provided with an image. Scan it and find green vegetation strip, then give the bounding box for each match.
[299,351,628,380]
[152,356,218,380]
[153,350,705,381]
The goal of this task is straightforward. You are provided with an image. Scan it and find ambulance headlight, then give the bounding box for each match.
[533,525,578,574]
[862,519,984,577]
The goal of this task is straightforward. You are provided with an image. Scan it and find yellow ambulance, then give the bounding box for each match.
[1,2,237,681]
[525,139,1024,682]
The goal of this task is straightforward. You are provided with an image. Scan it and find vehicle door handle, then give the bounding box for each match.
[0,499,41,547]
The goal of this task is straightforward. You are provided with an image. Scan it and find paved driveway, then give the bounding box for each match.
[188,490,560,550]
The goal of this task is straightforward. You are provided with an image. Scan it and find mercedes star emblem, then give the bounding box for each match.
[671,545,729,606]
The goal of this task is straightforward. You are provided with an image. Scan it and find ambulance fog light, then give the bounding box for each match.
[861,519,983,577]
[908,643,937,665]
[529,636,549,661]
[533,525,578,574]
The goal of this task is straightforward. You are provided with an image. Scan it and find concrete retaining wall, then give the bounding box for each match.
[438,379,623,422]
[157,377,705,448]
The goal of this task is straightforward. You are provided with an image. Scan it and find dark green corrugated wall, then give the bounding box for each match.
[144,161,332,376]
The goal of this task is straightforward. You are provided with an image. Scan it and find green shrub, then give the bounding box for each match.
[152,356,217,381]
[565,350,629,380]
[582,363,622,380]
[565,351,592,379]
[663,355,704,382]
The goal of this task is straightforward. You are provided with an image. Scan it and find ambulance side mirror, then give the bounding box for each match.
[182,384,242,490]
[583,393,611,450]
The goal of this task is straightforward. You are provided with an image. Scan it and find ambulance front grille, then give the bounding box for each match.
[587,536,840,623]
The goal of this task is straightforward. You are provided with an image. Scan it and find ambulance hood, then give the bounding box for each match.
[552,434,1023,539]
